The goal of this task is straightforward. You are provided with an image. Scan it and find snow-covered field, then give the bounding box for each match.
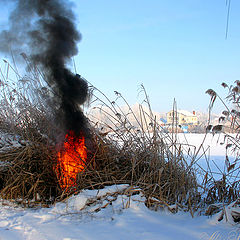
[0,133,239,240]
[176,133,236,157]
[175,133,238,182]
[0,185,239,240]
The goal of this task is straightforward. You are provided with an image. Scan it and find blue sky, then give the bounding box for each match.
[71,0,240,113]
[1,0,240,113]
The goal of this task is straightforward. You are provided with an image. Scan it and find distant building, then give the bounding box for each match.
[167,110,198,125]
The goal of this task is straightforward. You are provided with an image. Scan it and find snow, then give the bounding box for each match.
[176,109,196,117]
[0,185,239,240]
[0,131,22,153]
[173,133,240,181]
[0,134,239,240]
[176,133,236,157]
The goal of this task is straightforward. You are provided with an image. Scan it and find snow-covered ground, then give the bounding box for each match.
[0,185,239,240]
[175,133,239,182]
[176,133,236,157]
[0,133,239,240]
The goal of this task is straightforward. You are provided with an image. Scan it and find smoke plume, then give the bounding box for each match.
[0,0,89,137]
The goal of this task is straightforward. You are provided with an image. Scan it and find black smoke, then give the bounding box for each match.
[0,0,89,137]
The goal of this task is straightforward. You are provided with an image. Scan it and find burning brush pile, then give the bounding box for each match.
[0,0,199,211]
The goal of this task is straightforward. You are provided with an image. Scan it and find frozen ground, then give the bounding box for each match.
[0,133,239,240]
[0,185,239,240]
[175,133,239,181]
[176,133,236,157]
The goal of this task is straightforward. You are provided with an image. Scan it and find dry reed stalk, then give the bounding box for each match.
[0,143,60,206]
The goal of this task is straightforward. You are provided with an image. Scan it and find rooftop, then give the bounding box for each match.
[168,110,196,117]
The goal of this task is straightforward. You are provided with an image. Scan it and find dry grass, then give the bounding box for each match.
[0,57,62,143]
[3,57,240,217]
[0,143,60,206]
[0,58,201,210]
[0,58,63,205]
[201,81,240,213]
[77,84,200,210]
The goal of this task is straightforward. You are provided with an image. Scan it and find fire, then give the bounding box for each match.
[56,131,87,191]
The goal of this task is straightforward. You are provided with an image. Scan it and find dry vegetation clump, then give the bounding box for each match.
[0,58,201,212]
[0,57,61,143]
[79,85,200,210]
[0,143,60,206]
[202,81,240,213]
[203,176,240,205]
[78,130,199,210]
[0,58,63,205]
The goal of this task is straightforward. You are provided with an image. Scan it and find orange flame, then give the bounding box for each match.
[56,131,87,191]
